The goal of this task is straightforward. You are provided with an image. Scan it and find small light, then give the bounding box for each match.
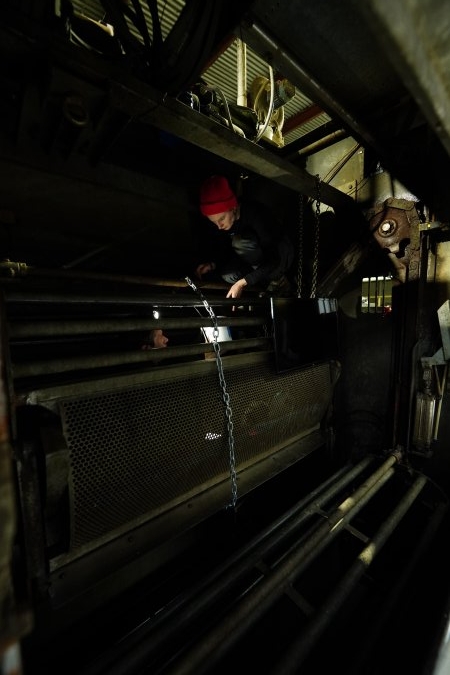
[153,309,160,320]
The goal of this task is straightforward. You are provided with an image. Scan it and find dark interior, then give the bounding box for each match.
[1,2,450,674]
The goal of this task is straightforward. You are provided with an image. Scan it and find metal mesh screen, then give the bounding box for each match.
[60,360,334,550]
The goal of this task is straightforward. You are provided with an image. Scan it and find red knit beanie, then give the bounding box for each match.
[199,175,238,216]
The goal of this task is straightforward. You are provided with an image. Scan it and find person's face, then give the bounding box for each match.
[207,208,237,231]
[153,329,168,348]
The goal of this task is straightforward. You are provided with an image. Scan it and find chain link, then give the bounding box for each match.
[310,175,321,298]
[296,192,304,298]
[185,277,238,509]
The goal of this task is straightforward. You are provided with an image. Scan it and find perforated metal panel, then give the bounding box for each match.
[60,360,334,551]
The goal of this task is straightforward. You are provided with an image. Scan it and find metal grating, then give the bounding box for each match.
[60,360,334,550]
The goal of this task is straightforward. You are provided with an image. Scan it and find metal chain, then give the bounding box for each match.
[310,174,321,298]
[185,277,238,509]
[263,321,272,339]
[296,192,304,298]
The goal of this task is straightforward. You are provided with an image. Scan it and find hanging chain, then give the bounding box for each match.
[185,277,238,509]
[310,174,321,298]
[296,192,304,298]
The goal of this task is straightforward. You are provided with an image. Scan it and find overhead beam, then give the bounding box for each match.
[238,19,382,155]
[0,17,360,212]
[110,82,356,211]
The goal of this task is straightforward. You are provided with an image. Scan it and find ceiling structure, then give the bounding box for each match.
[70,0,332,147]
[212,0,450,220]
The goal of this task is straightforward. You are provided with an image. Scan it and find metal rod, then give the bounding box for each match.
[236,39,247,108]
[0,263,230,291]
[12,338,271,378]
[296,129,346,156]
[17,352,271,405]
[274,474,428,674]
[85,457,376,675]
[3,288,265,307]
[344,499,448,675]
[9,315,265,339]
[163,454,400,674]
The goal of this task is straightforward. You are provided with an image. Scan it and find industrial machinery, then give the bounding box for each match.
[1,2,450,674]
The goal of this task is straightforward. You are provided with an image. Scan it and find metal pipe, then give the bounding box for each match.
[236,38,247,107]
[4,289,264,307]
[9,315,265,339]
[0,262,230,291]
[86,457,376,675]
[274,474,428,674]
[12,338,271,378]
[164,454,401,674]
[296,129,347,156]
[343,498,448,675]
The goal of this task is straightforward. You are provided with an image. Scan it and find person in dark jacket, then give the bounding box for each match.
[196,175,294,299]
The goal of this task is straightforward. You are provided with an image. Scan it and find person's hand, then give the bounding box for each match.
[196,262,215,279]
[226,278,247,300]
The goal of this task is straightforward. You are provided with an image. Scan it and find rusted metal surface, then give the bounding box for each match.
[368,198,422,282]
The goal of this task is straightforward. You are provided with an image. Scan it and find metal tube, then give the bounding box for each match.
[274,474,428,674]
[296,129,346,156]
[236,39,247,107]
[4,288,264,307]
[18,352,271,405]
[12,338,271,378]
[9,315,265,338]
[163,454,400,674]
[0,263,230,291]
[90,457,376,675]
[343,499,448,675]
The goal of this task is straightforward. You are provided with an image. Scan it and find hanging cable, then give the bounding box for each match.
[199,83,236,134]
